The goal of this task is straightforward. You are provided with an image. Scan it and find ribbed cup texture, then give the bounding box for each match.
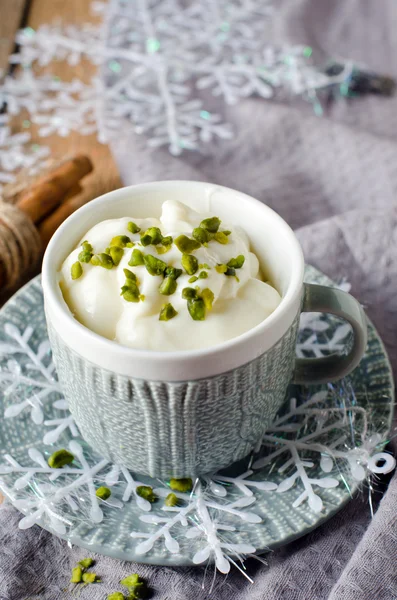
[47,314,300,478]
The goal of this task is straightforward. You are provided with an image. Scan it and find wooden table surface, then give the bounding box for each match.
[1,0,122,212]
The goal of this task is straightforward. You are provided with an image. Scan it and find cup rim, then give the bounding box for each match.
[42,181,304,380]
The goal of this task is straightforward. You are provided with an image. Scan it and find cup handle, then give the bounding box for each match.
[293,283,368,385]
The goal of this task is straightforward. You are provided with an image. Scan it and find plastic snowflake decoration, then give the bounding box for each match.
[0,0,355,158]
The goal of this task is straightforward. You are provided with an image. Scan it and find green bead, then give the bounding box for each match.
[159,277,177,295]
[181,254,198,275]
[181,287,197,300]
[174,235,201,254]
[169,478,193,492]
[78,250,92,263]
[91,253,114,269]
[110,235,131,248]
[48,449,74,469]
[136,486,157,503]
[109,246,124,266]
[187,297,205,321]
[95,486,111,500]
[78,558,95,569]
[165,266,182,280]
[128,249,144,266]
[71,262,83,280]
[123,268,137,281]
[71,566,83,583]
[201,288,214,310]
[214,231,229,244]
[127,221,141,234]
[159,303,178,321]
[165,492,179,507]
[198,271,208,279]
[200,217,221,233]
[227,254,245,269]
[143,254,167,276]
[192,227,210,244]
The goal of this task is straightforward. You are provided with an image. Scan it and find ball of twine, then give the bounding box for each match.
[0,201,42,290]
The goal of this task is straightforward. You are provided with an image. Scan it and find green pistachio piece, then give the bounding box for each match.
[82,572,99,583]
[227,255,245,269]
[109,246,124,266]
[140,233,152,246]
[200,217,221,233]
[121,284,140,302]
[174,235,201,254]
[188,275,198,283]
[159,277,177,295]
[187,297,205,321]
[181,254,198,275]
[214,231,229,245]
[95,486,111,500]
[198,271,208,279]
[161,235,173,246]
[48,449,74,469]
[136,486,157,503]
[159,303,178,321]
[78,558,95,569]
[71,566,83,583]
[192,227,210,244]
[169,478,193,492]
[199,263,211,269]
[223,230,231,236]
[165,266,182,280]
[110,235,131,248]
[71,262,83,280]
[215,264,227,274]
[156,245,171,255]
[120,574,148,599]
[123,268,137,281]
[201,288,214,310]
[107,593,125,600]
[140,226,163,246]
[143,254,167,276]
[81,241,93,253]
[225,267,236,277]
[120,574,141,588]
[140,294,146,301]
[91,253,114,269]
[128,249,144,266]
[165,492,180,507]
[127,221,141,234]
[78,244,93,262]
[182,287,198,300]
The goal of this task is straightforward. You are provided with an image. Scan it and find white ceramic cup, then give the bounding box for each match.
[42,181,367,478]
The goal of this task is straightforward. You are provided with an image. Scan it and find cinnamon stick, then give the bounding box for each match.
[17,155,93,224]
[38,184,85,247]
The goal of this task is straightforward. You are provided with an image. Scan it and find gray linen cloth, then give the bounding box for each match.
[1,0,397,598]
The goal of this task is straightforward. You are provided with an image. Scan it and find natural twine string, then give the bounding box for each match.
[0,201,42,290]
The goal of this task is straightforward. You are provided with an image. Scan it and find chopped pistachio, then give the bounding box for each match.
[192,226,210,244]
[227,254,245,269]
[78,558,95,569]
[96,486,111,500]
[214,231,229,245]
[188,275,198,283]
[136,486,157,503]
[215,264,227,274]
[48,449,74,469]
[187,297,205,321]
[200,216,221,233]
[126,242,134,248]
[141,226,163,246]
[198,271,208,279]
[181,254,198,275]
[110,235,131,248]
[81,241,93,253]
[174,234,201,254]
[156,245,171,255]
[107,593,125,600]
[161,235,173,246]
[123,268,137,281]
[121,574,148,599]
[127,221,141,234]
[201,288,214,310]
[109,246,124,266]
[199,263,211,269]
[78,251,92,263]
[120,574,141,588]
[121,284,140,302]
[225,267,236,277]
[129,249,144,266]
[71,262,83,280]
[91,253,114,269]
[169,478,193,492]
[165,266,182,280]
[223,230,232,236]
[159,277,177,295]
[140,233,152,246]
[165,493,180,507]
[139,294,146,301]
[182,287,198,300]
[71,567,83,583]
[159,303,178,321]
[143,254,167,276]
[82,572,100,583]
